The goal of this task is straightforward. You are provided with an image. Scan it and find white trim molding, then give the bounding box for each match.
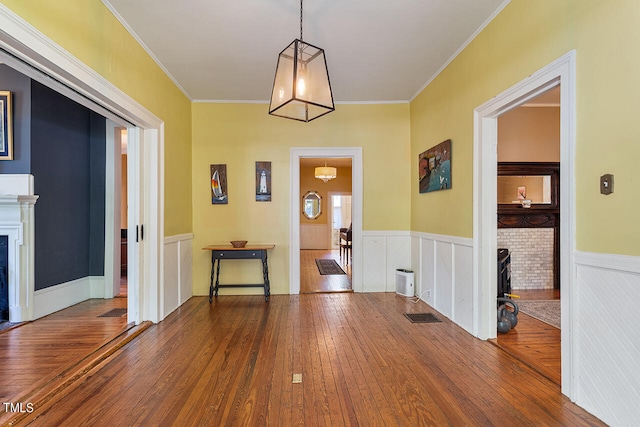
[33,276,105,320]
[0,175,38,322]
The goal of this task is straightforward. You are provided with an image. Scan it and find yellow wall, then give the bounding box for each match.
[3,0,193,236]
[498,107,560,162]
[192,103,411,295]
[410,0,640,256]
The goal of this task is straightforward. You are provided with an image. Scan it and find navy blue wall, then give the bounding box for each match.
[31,81,105,290]
[0,65,31,173]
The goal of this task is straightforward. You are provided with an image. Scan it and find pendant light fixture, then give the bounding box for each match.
[315,161,337,183]
[269,0,335,122]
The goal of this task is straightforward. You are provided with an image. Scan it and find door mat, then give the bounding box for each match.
[315,259,346,275]
[404,313,441,323]
[98,308,127,318]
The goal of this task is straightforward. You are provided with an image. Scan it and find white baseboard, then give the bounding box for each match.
[33,276,104,319]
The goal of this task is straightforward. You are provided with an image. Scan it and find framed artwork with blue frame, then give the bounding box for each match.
[419,139,451,193]
[0,91,13,160]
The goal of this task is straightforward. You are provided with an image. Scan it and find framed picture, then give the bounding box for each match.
[0,91,13,160]
[210,164,228,204]
[419,139,451,193]
[255,161,272,202]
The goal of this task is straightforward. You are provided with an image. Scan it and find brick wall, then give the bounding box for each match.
[497,228,554,289]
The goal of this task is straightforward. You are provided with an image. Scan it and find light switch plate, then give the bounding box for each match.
[600,174,614,195]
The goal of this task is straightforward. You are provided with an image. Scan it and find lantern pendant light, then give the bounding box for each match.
[269,0,335,122]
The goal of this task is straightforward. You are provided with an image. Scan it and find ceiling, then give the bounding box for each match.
[104,0,509,103]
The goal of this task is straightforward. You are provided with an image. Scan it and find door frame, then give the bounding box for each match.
[473,51,576,397]
[0,5,165,324]
[290,147,363,294]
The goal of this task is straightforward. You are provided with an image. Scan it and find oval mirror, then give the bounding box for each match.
[302,191,322,220]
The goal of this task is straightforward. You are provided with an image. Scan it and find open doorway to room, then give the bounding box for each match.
[474,51,575,397]
[494,86,561,385]
[299,158,353,293]
[0,11,164,325]
[290,147,363,295]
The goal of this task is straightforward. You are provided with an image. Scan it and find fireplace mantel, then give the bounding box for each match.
[0,175,38,322]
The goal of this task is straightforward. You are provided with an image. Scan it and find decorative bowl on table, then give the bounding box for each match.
[230,240,248,248]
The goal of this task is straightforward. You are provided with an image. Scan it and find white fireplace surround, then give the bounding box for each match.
[0,174,38,322]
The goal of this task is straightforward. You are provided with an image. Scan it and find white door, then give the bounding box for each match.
[127,127,143,324]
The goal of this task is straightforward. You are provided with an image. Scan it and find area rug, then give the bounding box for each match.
[315,259,346,275]
[0,321,20,332]
[517,300,560,329]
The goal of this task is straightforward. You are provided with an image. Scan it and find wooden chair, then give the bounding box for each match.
[339,225,352,263]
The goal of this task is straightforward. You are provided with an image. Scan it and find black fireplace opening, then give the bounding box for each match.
[1,235,8,321]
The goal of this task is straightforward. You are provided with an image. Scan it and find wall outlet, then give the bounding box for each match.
[426,289,431,298]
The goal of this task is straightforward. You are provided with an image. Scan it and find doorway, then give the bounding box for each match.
[494,87,561,384]
[290,147,363,295]
[0,10,164,325]
[299,158,352,293]
[473,51,576,397]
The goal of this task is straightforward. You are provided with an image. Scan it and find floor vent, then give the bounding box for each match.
[98,308,127,318]
[404,313,441,323]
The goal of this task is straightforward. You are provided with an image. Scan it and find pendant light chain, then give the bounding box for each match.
[300,0,304,41]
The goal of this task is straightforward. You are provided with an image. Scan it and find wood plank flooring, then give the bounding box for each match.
[5,293,604,426]
[300,249,352,293]
[493,289,561,385]
[0,297,140,425]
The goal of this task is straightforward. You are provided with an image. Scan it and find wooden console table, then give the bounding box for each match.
[203,244,275,303]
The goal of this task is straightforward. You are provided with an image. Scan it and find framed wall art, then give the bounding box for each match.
[255,161,272,202]
[419,139,451,193]
[210,164,228,204]
[0,91,13,160]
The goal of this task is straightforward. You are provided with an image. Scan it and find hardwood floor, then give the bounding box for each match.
[0,297,150,426]
[300,249,352,293]
[1,293,604,426]
[492,289,561,385]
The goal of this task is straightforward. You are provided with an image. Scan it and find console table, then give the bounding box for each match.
[203,244,275,303]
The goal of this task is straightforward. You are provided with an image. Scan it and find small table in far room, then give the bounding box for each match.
[203,244,275,303]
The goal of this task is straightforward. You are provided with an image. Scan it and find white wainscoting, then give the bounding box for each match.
[411,232,474,334]
[163,233,193,318]
[31,233,193,322]
[300,224,330,249]
[573,251,640,427]
[361,231,412,293]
